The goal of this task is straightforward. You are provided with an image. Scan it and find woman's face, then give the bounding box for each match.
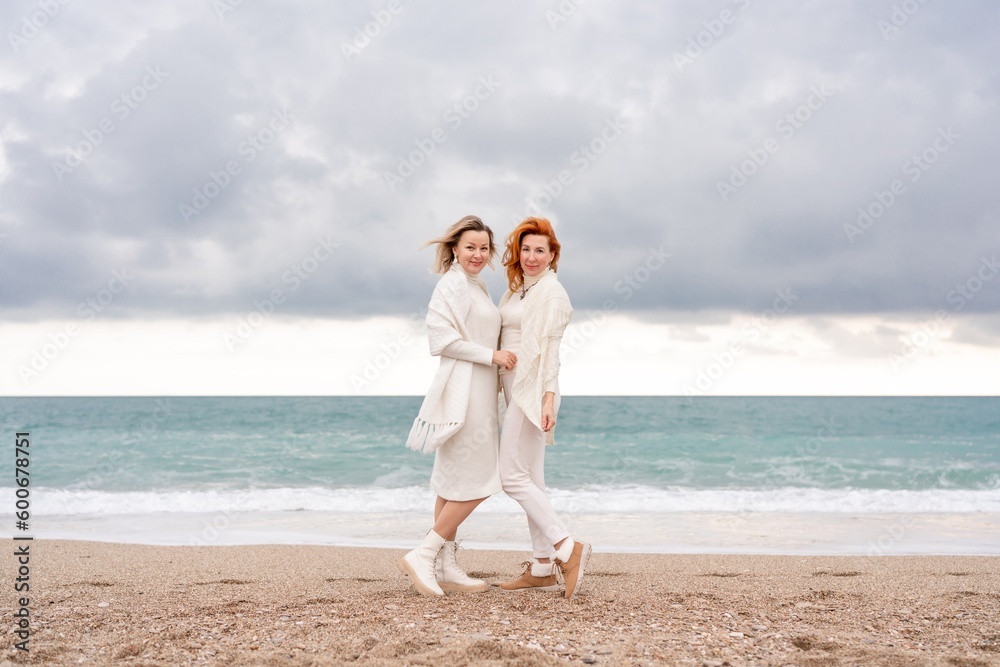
[520,234,553,278]
[455,230,491,275]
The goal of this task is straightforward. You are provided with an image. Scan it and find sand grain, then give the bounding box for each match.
[2,541,998,666]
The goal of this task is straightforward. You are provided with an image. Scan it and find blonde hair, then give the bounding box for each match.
[424,215,497,274]
[501,217,562,291]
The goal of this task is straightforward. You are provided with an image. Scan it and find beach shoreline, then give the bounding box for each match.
[2,540,998,666]
[23,510,1000,556]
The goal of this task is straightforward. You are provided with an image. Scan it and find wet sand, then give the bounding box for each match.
[2,541,998,666]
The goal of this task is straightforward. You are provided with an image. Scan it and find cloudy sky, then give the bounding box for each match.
[2,0,998,396]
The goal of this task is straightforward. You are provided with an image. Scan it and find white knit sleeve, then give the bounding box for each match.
[441,340,495,366]
[542,335,562,393]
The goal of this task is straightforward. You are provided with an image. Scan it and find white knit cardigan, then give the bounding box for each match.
[405,264,478,454]
[498,269,573,445]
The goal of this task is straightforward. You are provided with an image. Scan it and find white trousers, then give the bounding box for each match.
[499,374,569,559]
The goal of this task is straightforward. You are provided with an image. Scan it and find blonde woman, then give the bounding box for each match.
[496,217,591,599]
[399,215,517,597]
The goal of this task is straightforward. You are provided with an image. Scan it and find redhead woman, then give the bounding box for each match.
[399,215,518,597]
[496,217,591,599]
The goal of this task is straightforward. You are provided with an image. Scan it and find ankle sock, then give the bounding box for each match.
[554,537,575,563]
[530,560,555,577]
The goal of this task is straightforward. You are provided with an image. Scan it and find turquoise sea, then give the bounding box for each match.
[2,396,999,554]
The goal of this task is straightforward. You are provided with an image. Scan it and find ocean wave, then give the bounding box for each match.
[7,484,1000,516]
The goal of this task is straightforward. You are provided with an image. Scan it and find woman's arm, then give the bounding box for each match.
[541,391,557,432]
[441,340,518,369]
[439,339,495,366]
[541,334,562,393]
[540,334,562,431]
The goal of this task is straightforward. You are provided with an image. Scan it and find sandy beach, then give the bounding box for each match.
[2,541,998,666]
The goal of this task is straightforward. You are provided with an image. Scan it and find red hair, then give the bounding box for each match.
[502,217,562,292]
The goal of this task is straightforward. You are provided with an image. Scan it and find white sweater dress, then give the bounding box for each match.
[428,267,503,501]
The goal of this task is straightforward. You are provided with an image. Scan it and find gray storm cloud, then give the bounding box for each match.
[1,0,997,321]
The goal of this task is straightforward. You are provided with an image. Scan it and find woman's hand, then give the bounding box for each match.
[541,391,556,432]
[493,350,517,370]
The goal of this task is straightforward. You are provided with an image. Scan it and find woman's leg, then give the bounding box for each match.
[433,496,457,541]
[529,384,561,562]
[432,496,490,593]
[400,496,487,597]
[499,377,570,553]
[524,444,554,561]
[432,497,487,539]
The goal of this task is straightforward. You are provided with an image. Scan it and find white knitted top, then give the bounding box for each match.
[498,268,573,444]
[405,263,481,454]
[498,271,544,357]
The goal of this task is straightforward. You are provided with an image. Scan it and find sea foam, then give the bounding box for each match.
[12,484,1000,516]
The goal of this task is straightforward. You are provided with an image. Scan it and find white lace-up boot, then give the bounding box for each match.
[436,540,488,593]
[397,530,446,597]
